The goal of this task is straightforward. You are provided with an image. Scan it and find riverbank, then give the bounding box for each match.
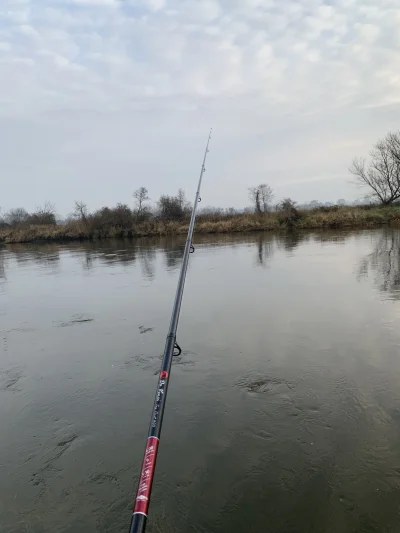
[1,206,400,243]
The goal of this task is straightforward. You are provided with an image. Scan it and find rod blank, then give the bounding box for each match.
[129,129,212,533]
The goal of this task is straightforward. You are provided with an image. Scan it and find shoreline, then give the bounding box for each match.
[1,206,400,244]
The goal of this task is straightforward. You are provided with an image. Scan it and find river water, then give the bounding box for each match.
[1,229,400,533]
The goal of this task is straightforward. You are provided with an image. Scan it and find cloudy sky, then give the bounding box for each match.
[1,0,400,214]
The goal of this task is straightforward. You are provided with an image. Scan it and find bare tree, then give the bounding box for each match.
[309,200,320,209]
[350,132,400,205]
[387,131,400,165]
[177,188,185,209]
[249,187,262,214]
[29,201,57,225]
[258,184,274,212]
[249,184,274,213]
[133,187,150,218]
[5,207,29,226]
[74,201,88,223]
[0,207,5,227]
[176,189,191,215]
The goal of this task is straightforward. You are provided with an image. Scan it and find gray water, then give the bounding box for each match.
[1,229,400,533]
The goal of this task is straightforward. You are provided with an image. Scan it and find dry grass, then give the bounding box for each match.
[1,206,400,243]
[297,206,400,229]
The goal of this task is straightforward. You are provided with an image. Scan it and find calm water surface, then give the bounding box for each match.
[1,229,400,533]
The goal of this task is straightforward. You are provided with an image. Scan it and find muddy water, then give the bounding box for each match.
[1,229,400,533]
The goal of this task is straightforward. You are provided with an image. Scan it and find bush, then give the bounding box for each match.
[278,198,301,227]
[90,204,133,231]
[27,212,57,225]
[316,205,339,213]
[157,195,186,220]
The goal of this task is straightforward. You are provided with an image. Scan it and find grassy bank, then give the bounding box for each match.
[1,206,400,244]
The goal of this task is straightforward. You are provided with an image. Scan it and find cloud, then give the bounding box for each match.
[146,0,166,11]
[0,42,12,51]
[71,0,120,6]
[18,24,41,39]
[181,0,221,22]
[357,23,380,44]
[1,0,400,212]
[0,56,33,66]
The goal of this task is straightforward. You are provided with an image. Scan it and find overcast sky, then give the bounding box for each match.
[1,0,400,215]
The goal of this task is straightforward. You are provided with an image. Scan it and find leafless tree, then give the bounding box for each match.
[177,188,185,208]
[249,184,274,213]
[29,201,57,225]
[5,207,29,226]
[259,184,274,212]
[176,188,191,215]
[387,131,400,165]
[249,187,262,214]
[133,187,150,218]
[309,200,320,209]
[74,201,88,223]
[350,132,400,205]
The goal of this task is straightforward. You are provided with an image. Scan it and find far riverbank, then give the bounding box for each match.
[1,205,400,244]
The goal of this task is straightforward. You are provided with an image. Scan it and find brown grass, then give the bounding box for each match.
[1,206,400,243]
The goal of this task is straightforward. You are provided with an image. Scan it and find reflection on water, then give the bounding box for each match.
[278,231,309,253]
[255,234,273,268]
[0,232,343,281]
[1,228,400,533]
[2,230,399,298]
[358,229,400,299]
[163,241,184,271]
[0,252,5,281]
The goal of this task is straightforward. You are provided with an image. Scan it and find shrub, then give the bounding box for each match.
[278,198,301,227]
[157,195,186,220]
[90,204,133,231]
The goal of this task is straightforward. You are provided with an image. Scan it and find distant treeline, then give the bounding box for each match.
[2,129,400,242]
[0,187,386,233]
[2,202,400,245]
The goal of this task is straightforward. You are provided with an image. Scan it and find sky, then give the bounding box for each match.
[1,0,400,215]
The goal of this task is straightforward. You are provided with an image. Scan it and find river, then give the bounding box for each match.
[1,229,400,533]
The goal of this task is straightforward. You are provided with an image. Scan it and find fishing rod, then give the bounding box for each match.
[129,129,213,533]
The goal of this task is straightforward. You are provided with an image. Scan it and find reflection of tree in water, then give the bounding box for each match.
[102,249,136,265]
[358,230,400,299]
[76,241,137,269]
[137,245,156,280]
[275,232,310,254]
[314,233,347,245]
[275,230,350,255]
[7,243,60,272]
[0,251,5,281]
[83,251,93,271]
[284,232,309,252]
[163,238,184,271]
[78,241,156,280]
[255,234,274,268]
[254,232,312,267]
[96,242,138,266]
